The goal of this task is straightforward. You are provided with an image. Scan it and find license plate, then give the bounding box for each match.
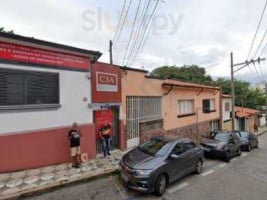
[121,172,128,182]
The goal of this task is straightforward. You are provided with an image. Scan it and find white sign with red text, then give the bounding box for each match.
[96,72,118,92]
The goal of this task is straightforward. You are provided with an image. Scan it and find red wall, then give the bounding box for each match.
[91,62,121,103]
[0,124,95,172]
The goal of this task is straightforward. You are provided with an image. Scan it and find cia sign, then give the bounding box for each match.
[96,72,118,92]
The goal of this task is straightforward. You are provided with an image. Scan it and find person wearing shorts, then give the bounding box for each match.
[68,123,82,168]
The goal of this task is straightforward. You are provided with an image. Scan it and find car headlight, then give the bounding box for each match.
[134,169,153,177]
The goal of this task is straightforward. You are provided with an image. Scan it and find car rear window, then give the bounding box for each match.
[138,138,172,157]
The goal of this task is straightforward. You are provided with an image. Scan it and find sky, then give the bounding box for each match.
[0,0,267,84]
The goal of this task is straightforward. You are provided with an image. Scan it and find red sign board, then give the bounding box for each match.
[0,41,90,70]
[95,110,113,139]
[96,72,118,92]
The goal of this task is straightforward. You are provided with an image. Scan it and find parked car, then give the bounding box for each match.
[234,131,259,151]
[201,131,241,162]
[119,136,204,196]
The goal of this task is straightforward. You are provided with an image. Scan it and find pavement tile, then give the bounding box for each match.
[21,183,38,191]
[41,166,55,173]
[39,180,53,186]
[0,174,9,182]
[24,176,39,185]
[10,171,26,179]
[0,182,4,189]
[81,165,92,172]
[56,170,69,176]
[68,168,81,175]
[27,169,41,176]
[40,173,55,181]
[6,179,23,188]
[55,164,68,171]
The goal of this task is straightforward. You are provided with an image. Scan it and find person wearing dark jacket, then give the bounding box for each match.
[99,122,112,157]
[68,123,82,168]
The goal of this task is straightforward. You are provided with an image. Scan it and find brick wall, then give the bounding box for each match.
[140,121,211,144]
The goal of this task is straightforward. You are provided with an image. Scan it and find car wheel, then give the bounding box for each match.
[154,174,167,196]
[247,145,251,152]
[237,148,242,156]
[224,151,231,162]
[255,142,259,148]
[195,160,203,174]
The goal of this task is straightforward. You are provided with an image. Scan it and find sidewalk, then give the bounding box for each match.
[0,151,123,200]
[255,125,267,136]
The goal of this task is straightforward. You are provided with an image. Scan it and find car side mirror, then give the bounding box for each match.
[169,154,179,159]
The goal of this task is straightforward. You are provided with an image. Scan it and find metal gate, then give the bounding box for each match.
[126,96,162,148]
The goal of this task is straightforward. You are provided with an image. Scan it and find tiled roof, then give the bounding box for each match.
[235,106,260,118]
[162,79,220,90]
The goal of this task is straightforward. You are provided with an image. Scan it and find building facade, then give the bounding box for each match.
[0,33,126,172]
[121,68,221,149]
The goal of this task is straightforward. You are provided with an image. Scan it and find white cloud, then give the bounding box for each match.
[1,0,267,83]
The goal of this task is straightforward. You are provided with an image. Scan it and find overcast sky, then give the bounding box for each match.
[1,0,267,84]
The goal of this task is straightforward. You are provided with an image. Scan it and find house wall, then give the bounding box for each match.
[222,97,232,130]
[0,63,95,172]
[121,69,221,146]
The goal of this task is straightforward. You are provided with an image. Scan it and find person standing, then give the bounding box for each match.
[99,122,112,157]
[68,123,82,168]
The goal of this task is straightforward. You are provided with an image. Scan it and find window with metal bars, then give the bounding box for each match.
[0,68,59,107]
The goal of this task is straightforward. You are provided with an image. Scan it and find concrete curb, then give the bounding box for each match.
[256,130,267,137]
[0,168,120,200]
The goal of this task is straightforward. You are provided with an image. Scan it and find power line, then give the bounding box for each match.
[246,0,267,60]
[113,0,133,46]
[122,0,142,65]
[253,29,267,58]
[127,0,161,66]
[124,0,152,66]
[113,0,127,43]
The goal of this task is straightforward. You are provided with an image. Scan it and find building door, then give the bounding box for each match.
[126,97,140,148]
[95,109,119,154]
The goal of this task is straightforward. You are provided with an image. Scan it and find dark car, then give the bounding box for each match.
[200,131,241,162]
[235,131,259,151]
[119,136,204,196]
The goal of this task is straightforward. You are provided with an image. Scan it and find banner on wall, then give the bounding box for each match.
[0,41,90,70]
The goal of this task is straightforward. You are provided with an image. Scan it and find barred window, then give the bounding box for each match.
[0,68,59,107]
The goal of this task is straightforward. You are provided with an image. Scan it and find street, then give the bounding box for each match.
[24,133,267,200]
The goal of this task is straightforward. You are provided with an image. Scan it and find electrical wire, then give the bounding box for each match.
[246,0,267,60]
[123,0,152,66]
[113,0,127,43]
[253,29,267,58]
[113,0,133,46]
[127,0,161,66]
[122,0,142,65]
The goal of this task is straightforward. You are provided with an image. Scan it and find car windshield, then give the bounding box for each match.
[138,138,172,157]
[212,132,228,142]
[240,132,249,138]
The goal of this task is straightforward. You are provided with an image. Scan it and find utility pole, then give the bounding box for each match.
[109,40,113,65]
[230,52,265,131]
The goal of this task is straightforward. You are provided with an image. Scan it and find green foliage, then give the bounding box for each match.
[150,65,213,85]
[214,78,266,110]
[150,65,266,110]
[0,27,15,34]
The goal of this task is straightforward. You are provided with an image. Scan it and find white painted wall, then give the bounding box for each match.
[222,98,231,121]
[0,63,92,135]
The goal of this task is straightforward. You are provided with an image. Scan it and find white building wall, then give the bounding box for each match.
[0,63,92,135]
[222,98,231,121]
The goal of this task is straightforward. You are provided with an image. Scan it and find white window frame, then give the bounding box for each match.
[178,99,194,116]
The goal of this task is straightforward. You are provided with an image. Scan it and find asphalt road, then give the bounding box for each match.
[24,133,267,200]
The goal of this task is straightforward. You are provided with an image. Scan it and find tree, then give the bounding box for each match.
[0,27,15,34]
[214,78,266,110]
[150,65,213,85]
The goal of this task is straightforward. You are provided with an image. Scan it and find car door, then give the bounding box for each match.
[167,142,186,182]
[182,141,198,174]
[228,134,236,156]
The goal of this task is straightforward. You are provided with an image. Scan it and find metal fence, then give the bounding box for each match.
[126,96,162,140]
